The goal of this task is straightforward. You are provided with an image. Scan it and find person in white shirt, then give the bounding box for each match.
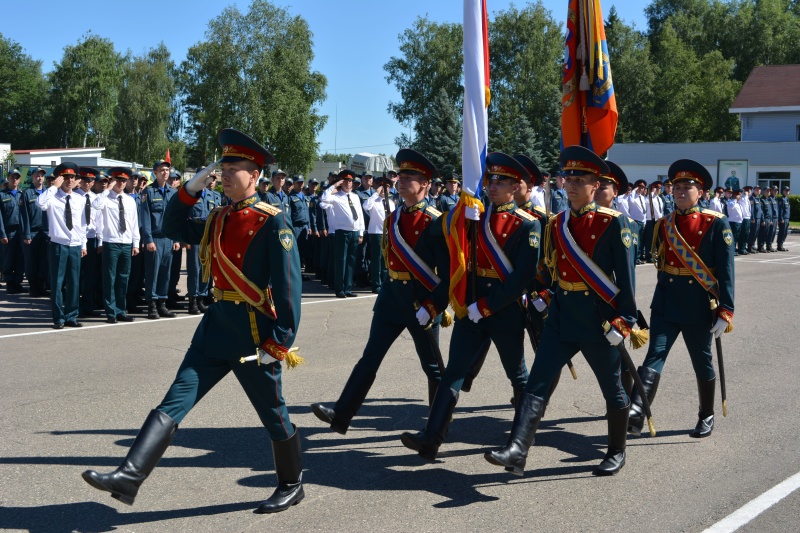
[320,169,365,297]
[641,181,665,263]
[709,187,725,213]
[362,175,395,294]
[725,189,745,256]
[529,173,547,208]
[738,187,752,255]
[615,185,631,217]
[627,179,648,264]
[75,168,103,317]
[93,168,141,323]
[37,163,87,329]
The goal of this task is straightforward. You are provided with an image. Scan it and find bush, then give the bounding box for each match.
[790,195,800,222]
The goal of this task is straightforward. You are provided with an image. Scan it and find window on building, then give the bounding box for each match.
[757,172,790,192]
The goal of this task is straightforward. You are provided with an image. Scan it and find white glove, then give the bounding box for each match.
[605,328,624,346]
[710,317,728,338]
[532,297,547,313]
[465,205,481,221]
[184,161,219,195]
[416,307,431,327]
[467,302,482,323]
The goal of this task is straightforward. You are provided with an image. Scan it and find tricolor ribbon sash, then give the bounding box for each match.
[556,210,620,307]
[387,208,441,292]
[664,213,719,300]
[476,203,513,282]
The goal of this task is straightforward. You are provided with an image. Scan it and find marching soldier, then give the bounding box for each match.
[20,167,51,297]
[628,159,734,439]
[93,168,140,322]
[437,174,460,213]
[401,152,538,462]
[141,160,178,319]
[311,149,448,434]
[485,146,636,477]
[777,186,791,251]
[37,163,88,328]
[82,128,305,514]
[1,168,25,293]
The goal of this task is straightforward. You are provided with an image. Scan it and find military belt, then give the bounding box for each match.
[558,280,589,292]
[213,287,271,304]
[388,269,412,281]
[662,265,716,276]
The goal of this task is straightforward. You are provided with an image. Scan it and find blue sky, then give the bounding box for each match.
[5,0,647,156]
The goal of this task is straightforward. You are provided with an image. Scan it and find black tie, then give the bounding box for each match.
[347,193,358,221]
[118,195,127,233]
[65,195,73,230]
[85,194,91,224]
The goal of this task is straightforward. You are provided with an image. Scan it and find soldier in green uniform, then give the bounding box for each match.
[311,149,448,434]
[628,160,735,439]
[485,146,636,477]
[401,152,539,462]
[82,128,304,514]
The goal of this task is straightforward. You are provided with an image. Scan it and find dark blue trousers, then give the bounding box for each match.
[641,310,715,382]
[49,242,81,325]
[144,236,174,300]
[102,242,132,318]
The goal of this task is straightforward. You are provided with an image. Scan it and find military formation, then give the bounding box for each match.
[2,127,785,513]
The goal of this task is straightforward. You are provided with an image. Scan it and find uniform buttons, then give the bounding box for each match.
[688,279,694,284]
[502,233,507,238]
[214,276,218,281]
[244,210,249,215]
[235,301,240,305]
[236,253,241,258]
[389,261,394,265]
[213,253,217,258]
[707,218,711,222]
[415,231,419,235]
[561,254,566,259]
[693,214,697,219]
[487,282,492,287]
[603,219,608,223]
[402,280,407,285]
[389,278,394,283]
[691,246,696,250]
[515,221,520,225]
[584,291,590,296]
[669,261,674,265]
[588,214,593,218]
[591,235,596,239]
[248,230,253,235]
[259,217,264,222]
[669,278,673,282]
[562,271,567,276]
[502,214,507,219]
[563,291,568,295]
[698,230,703,235]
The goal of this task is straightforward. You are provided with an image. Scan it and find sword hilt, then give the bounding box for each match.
[648,417,657,437]
[722,399,728,417]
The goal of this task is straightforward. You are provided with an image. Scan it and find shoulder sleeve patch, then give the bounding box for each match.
[701,209,724,218]
[596,206,621,217]
[514,208,535,221]
[254,202,280,216]
[425,205,442,218]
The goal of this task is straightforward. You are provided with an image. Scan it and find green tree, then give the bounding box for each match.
[0,34,50,148]
[384,17,463,128]
[111,43,177,167]
[46,34,122,148]
[411,87,461,177]
[180,0,327,173]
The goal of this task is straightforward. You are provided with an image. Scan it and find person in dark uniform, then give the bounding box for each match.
[1,168,26,293]
[776,186,791,251]
[20,167,51,297]
[265,169,290,216]
[82,128,305,514]
[485,146,636,477]
[183,171,210,316]
[747,185,763,253]
[198,172,222,309]
[437,174,460,213]
[125,172,146,313]
[37,163,88,328]
[361,174,396,293]
[661,180,675,216]
[354,172,375,287]
[627,159,735,439]
[288,175,311,276]
[756,186,770,252]
[307,178,319,273]
[74,168,102,316]
[257,176,270,202]
[549,172,568,214]
[315,180,330,284]
[141,160,178,319]
[401,152,539,462]
[166,170,186,310]
[766,186,779,251]
[311,149,448,434]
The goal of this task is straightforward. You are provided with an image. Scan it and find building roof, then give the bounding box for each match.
[608,141,800,167]
[11,147,105,155]
[729,65,800,113]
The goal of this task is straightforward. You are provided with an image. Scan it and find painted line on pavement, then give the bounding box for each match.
[702,471,800,533]
[0,293,377,340]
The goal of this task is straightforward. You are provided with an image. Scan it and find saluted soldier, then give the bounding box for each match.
[401,152,539,462]
[361,174,396,293]
[485,146,636,477]
[82,128,305,514]
[627,159,735,439]
[311,149,448,434]
[319,169,365,297]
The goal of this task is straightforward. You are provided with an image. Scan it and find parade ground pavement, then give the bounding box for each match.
[1,236,799,532]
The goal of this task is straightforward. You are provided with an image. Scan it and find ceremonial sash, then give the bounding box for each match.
[664,213,719,300]
[556,210,620,308]
[476,204,513,282]
[211,206,277,319]
[387,207,441,292]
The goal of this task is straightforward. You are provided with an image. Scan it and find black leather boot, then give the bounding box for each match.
[311,363,376,434]
[484,393,546,476]
[146,300,159,320]
[82,410,177,505]
[196,298,208,313]
[628,366,660,436]
[621,369,634,398]
[691,377,716,438]
[255,425,304,514]
[461,339,491,392]
[157,299,177,318]
[400,386,459,462]
[594,405,629,476]
[187,297,201,315]
[511,386,524,410]
[427,378,439,407]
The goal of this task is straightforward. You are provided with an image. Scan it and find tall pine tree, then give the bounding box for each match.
[412,88,461,178]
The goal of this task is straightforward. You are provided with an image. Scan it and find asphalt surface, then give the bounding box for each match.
[1,236,799,533]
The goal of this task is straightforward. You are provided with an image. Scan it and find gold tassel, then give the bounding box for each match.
[579,67,590,91]
[198,210,219,283]
[284,347,304,369]
[629,327,649,350]
[441,310,454,328]
[724,321,734,334]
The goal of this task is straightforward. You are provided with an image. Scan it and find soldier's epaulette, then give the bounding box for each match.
[596,206,622,217]
[253,202,280,216]
[701,209,724,218]
[533,205,547,217]
[514,208,535,221]
[425,205,442,218]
